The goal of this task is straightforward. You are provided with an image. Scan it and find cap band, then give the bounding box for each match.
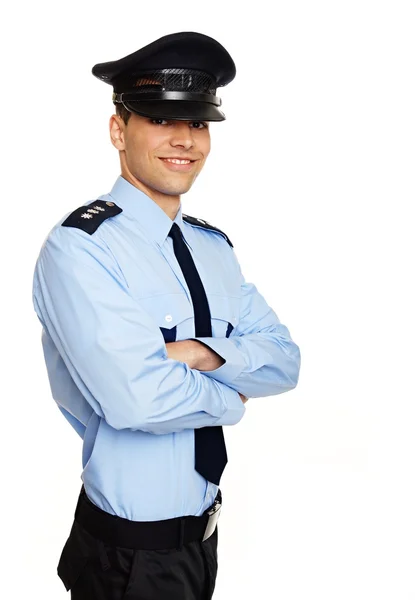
[113,91,222,107]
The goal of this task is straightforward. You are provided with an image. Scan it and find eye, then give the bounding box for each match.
[150,118,168,125]
[190,121,208,129]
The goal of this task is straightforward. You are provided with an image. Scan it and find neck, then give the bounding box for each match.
[120,171,181,221]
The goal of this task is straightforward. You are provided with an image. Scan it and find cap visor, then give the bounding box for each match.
[122,100,225,121]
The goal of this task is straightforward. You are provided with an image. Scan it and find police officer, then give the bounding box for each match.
[32,31,301,600]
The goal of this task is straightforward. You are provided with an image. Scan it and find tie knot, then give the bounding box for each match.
[168,222,182,240]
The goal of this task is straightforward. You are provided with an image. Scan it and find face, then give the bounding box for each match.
[109,112,211,204]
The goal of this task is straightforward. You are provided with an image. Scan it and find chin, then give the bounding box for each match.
[161,183,194,196]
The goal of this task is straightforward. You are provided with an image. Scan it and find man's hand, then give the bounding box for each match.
[166,341,249,404]
[239,393,249,404]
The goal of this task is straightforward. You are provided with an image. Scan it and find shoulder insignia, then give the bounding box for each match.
[182,214,233,247]
[61,200,122,235]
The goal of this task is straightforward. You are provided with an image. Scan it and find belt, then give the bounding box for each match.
[74,485,222,550]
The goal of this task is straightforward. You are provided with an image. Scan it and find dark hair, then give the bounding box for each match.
[115,103,132,125]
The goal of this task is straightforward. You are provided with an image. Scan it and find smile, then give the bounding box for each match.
[159,158,197,172]
[163,158,191,164]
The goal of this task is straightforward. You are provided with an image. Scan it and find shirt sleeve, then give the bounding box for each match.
[190,247,301,398]
[32,226,245,434]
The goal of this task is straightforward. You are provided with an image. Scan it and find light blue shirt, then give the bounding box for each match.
[32,175,301,521]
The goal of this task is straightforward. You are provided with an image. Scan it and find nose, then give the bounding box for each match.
[169,121,195,151]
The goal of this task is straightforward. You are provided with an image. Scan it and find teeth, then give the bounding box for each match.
[164,158,191,164]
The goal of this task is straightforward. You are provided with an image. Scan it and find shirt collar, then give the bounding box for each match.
[107,175,186,248]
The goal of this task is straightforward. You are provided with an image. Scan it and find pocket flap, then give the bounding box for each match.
[138,293,194,329]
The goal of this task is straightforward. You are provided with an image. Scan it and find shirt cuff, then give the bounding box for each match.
[190,337,246,386]
[215,384,247,425]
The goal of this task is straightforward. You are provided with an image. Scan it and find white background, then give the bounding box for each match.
[1,1,414,598]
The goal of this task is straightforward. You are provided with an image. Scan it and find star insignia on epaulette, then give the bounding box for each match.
[61,199,123,235]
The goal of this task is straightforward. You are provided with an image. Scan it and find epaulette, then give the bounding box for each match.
[61,200,123,235]
[182,214,233,247]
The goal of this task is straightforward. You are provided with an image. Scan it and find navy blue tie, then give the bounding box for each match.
[168,222,228,486]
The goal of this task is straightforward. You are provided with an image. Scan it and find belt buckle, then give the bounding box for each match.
[202,499,222,542]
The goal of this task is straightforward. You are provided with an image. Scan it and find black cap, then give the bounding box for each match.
[92,32,236,122]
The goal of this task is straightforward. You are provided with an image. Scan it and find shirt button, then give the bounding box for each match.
[165,315,172,322]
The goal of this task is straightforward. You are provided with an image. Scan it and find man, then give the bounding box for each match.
[32,31,301,600]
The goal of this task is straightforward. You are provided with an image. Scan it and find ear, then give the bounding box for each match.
[109,114,126,151]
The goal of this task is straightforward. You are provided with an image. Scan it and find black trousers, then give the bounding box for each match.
[57,487,219,600]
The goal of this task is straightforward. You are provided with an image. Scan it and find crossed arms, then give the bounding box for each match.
[32,226,300,434]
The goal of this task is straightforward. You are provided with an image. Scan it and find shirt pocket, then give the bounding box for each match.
[136,293,240,343]
[206,294,240,339]
[137,293,194,343]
